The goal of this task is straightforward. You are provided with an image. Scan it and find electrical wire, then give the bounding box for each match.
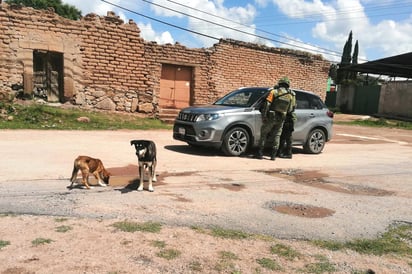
[100,0,219,41]
[110,0,343,58]
[101,0,410,61]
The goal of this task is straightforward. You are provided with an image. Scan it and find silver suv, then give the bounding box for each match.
[173,87,333,156]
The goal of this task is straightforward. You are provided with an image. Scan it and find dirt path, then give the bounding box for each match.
[0,122,411,273]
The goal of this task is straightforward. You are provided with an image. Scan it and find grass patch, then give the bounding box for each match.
[0,240,11,250]
[256,257,282,271]
[112,220,162,233]
[0,212,17,217]
[151,240,166,248]
[54,217,69,222]
[156,248,181,260]
[313,224,412,256]
[219,250,239,260]
[55,225,72,233]
[210,226,250,240]
[270,243,301,260]
[188,261,203,272]
[336,117,412,130]
[0,102,171,130]
[214,250,240,273]
[301,255,336,274]
[32,237,53,246]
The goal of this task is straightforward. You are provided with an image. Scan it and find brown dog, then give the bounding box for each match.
[69,156,111,189]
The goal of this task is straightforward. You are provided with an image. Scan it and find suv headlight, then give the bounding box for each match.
[195,113,221,122]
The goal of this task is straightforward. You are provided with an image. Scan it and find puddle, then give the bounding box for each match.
[159,193,193,202]
[262,169,394,196]
[266,201,335,218]
[208,183,245,191]
[106,166,201,187]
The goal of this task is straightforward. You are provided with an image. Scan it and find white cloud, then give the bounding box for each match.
[271,0,335,18]
[138,22,175,44]
[62,0,119,16]
[62,0,174,44]
[150,0,258,47]
[271,0,412,59]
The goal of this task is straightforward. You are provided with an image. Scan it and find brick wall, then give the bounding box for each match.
[0,3,330,116]
[210,39,329,99]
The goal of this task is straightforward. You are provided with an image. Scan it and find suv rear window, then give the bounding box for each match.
[296,91,325,110]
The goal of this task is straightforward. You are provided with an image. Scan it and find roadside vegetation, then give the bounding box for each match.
[312,223,412,257]
[2,101,411,130]
[0,102,171,130]
[1,213,411,273]
[337,118,412,130]
[333,112,412,130]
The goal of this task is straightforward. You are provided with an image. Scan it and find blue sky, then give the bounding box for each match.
[63,0,412,62]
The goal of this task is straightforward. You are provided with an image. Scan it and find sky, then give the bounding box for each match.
[62,0,412,63]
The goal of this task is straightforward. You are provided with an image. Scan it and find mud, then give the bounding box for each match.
[262,169,394,196]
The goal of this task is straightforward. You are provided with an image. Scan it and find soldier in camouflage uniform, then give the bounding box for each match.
[255,77,295,160]
[278,99,297,159]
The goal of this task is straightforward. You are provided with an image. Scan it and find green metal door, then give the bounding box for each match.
[353,86,381,115]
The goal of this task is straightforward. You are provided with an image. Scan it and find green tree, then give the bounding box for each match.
[5,0,82,20]
[349,40,359,80]
[328,64,338,82]
[337,31,353,84]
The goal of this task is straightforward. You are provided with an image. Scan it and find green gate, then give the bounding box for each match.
[353,85,381,115]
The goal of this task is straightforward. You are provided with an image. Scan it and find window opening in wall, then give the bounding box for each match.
[33,50,64,102]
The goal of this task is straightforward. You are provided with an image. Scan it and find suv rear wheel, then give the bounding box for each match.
[222,127,250,156]
[303,128,326,154]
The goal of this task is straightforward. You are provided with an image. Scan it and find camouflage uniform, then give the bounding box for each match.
[278,95,297,158]
[256,77,294,160]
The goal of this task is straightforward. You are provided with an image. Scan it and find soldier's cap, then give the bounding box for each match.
[277,77,290,87]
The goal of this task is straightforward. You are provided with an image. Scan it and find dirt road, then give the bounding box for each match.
[0,121,411,273]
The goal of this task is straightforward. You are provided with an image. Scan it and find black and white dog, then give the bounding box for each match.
[130,140,157,192]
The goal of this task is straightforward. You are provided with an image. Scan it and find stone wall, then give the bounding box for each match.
[379,81,412,119]
[0,3,331,116]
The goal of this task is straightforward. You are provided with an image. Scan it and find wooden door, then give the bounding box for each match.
[159,64,191,108]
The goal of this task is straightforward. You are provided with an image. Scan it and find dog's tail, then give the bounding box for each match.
[70,159,80,183]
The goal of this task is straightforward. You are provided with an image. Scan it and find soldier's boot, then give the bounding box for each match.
[270,149,277,161]
[255,148,264,159]
[279,149,292,159]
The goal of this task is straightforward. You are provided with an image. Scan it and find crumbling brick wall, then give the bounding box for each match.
[209,39,329,99]
[0,3,330,116]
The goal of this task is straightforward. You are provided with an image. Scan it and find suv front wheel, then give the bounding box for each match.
[222,127,250,156]
[303,128,326,154]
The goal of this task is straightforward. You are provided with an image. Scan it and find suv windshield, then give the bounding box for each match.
[214,88,268,107]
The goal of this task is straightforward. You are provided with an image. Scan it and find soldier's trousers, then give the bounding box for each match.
[279,119,294,152]
[258,118,285,151]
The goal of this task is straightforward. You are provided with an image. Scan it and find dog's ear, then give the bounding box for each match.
[130,140,137,146]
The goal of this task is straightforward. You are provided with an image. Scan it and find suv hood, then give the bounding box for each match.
[180,104,252,114]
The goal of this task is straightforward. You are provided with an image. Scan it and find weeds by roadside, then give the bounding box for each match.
[31,238,53,246]
[0,240,10,250]
[112,220,162,233]
[312,223,412,257]
[0,102,171,130]
[335,116,412,130]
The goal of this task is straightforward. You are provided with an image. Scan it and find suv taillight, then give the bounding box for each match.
[327,110,334,118]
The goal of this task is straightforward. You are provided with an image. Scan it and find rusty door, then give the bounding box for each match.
[159,64,192,108]
[33,50,63,102]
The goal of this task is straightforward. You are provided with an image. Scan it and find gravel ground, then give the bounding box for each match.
[0,120,411,273]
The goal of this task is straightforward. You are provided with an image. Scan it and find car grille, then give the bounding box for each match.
[177,112,198,122]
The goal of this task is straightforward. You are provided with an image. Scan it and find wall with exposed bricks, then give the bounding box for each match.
[0,3,330,116]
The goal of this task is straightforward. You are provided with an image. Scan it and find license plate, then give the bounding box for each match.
[178,127,185,135]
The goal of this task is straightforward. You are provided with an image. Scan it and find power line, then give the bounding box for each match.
[100,0,219,41]
[254,0,412,22]
[137,0,342,58]
[164,0,342,55]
